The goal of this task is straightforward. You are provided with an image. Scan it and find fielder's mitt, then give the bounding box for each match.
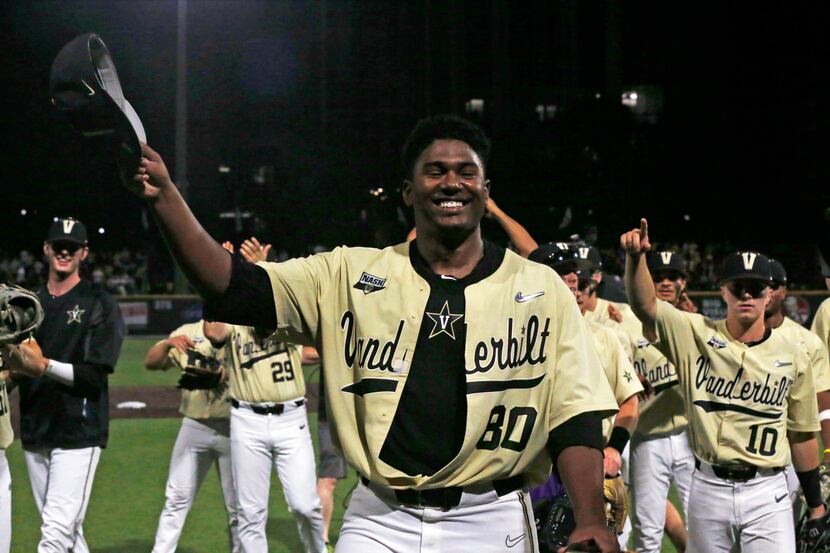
[176,348,224,390]
[797,508,830,553]
[0,284,44,345]
[534,495,576,553]
[603,474,629,535]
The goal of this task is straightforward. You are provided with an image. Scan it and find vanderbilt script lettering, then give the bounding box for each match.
[694,355,790,408]
[468,316,551,374]
[341,311,404,371]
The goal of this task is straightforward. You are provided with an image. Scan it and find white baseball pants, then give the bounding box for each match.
[24,446,100,553]
[687,464,794,553]
[335,480,539,553]
[152,417,240,553]
[630,430,694,553]
[0,449,10,553]
[230,403,324,553]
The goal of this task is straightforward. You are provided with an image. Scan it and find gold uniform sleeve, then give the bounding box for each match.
[546,289,618,432]
[166,322,197,369]
[257,250,341,345]
[653,300,700,371]
[787,348,820,432]
[602,327,644,405]
[811,298,830,348]
[809,337,830,393]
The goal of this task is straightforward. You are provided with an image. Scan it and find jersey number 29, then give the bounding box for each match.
[271,360,295,383]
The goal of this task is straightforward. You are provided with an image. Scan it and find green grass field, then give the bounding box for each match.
[7,336,681,552]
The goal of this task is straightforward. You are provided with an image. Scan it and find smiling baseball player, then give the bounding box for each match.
[144,320,240,553]
[622,218,826,553]
[129,114,621,552]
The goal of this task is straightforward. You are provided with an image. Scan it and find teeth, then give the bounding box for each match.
[439,201,463,208]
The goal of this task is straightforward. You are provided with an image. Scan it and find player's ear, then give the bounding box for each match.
[484,178,491,194]
[79,247,89,261]
[720,285,728,302]
[43,242,50,256]
[402,179,414,207]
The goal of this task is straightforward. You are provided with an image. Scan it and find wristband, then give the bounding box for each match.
[45,359,74,386]
[823,448,830,456]
[797,467,824,509]
[607,427,631,455]
[820,410,830,422]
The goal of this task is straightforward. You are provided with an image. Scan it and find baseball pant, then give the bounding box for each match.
[337,480,539,553]
[617,445,631,550]
[630,429,694,553]
[687,463,794,553]
[784,464,804,526]
[152,417,240,553]
[1,449,10,553]
[24,446,100,553]
[230,403,324,553]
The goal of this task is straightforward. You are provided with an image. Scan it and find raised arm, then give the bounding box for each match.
[621,218,657,339]
[144,334,194,371]
[485,198,538,258]
[129,143,232,297]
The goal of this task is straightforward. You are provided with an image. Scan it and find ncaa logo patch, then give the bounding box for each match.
[636,338,651,349]
[353,272,387,295]
[707,336,727,349]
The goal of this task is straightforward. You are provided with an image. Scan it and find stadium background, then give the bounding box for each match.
[1,1,828,551]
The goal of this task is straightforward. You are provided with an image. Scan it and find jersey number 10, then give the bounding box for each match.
[746,423,778,457]
[476,405,537,452]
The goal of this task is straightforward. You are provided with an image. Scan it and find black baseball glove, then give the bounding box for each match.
[0,284,44,345]
[534,495,577,553]
[176,348,225,390]
[797,508,830,553]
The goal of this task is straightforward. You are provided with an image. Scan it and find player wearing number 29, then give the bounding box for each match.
[622,218,825,553]
[129,114,620,552]
[202,322,324,553]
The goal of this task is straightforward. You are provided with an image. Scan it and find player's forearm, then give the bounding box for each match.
[149,185,232,297]
[789,432,820,471]
[557,446,607,526]
[144,340,172,370]
[625,252,657,337]
[614,395,639,434]
[819,391,830,463]
[490,208,538,258]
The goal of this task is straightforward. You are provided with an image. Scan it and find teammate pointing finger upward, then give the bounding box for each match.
[623,218,825,553]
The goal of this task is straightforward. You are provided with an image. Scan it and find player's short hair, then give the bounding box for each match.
[401,114,491,179]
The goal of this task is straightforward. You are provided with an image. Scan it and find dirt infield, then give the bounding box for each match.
[8,384,321,436]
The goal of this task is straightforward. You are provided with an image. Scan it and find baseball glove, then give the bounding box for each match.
[534,495,576,553]
[603,474,629,535]
[176,348,225,390]
[0,284,44,345]
[797,508,830,553]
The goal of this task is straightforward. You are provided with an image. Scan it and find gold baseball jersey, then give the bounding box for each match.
[777,316,830,393]
[167,322,230,420]
[0,379,11,449]
[586,320,644,440]
[585,297,642,347]
[654,300,819,468]
[226,325,306,404]
[811,298,830,359]
[629,323,688,438]
[257,242,618,489]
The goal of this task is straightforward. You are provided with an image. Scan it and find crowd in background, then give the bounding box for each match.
[0,239,823,295]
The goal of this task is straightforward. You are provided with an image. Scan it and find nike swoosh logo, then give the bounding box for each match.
[505,534,527,548]
[774,360,792,367]
[515,291,544,303]
[81,79,96,96]
[775,493,788,503]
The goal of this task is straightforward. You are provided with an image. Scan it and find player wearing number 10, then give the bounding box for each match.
[204,323,324,553]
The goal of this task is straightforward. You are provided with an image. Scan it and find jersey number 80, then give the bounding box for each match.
[476,405,537,452]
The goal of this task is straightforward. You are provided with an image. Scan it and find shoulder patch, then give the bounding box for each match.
[707,336,727,350]
[353,272,387,295]
[636,338,651,349]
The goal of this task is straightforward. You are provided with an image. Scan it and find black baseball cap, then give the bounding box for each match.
[50,33,146,175]
[530,242,593,275]
[571,243,602,273]
[769,258,787,286]
[46,217,88,246]
[718,251,771,285]
[647,251,688,277]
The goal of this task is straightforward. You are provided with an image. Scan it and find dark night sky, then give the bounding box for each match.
[1,1,826,264]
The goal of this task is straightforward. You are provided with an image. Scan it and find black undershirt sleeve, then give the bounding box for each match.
[546,411,606,466]
[203,254,277,328]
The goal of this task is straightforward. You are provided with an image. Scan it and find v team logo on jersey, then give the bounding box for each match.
[425,301,463,340]
[707,336,727,349]
[694,356,792,419]
[353,272,387,294]
[66,304,85,324]
[741,252,757,270]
